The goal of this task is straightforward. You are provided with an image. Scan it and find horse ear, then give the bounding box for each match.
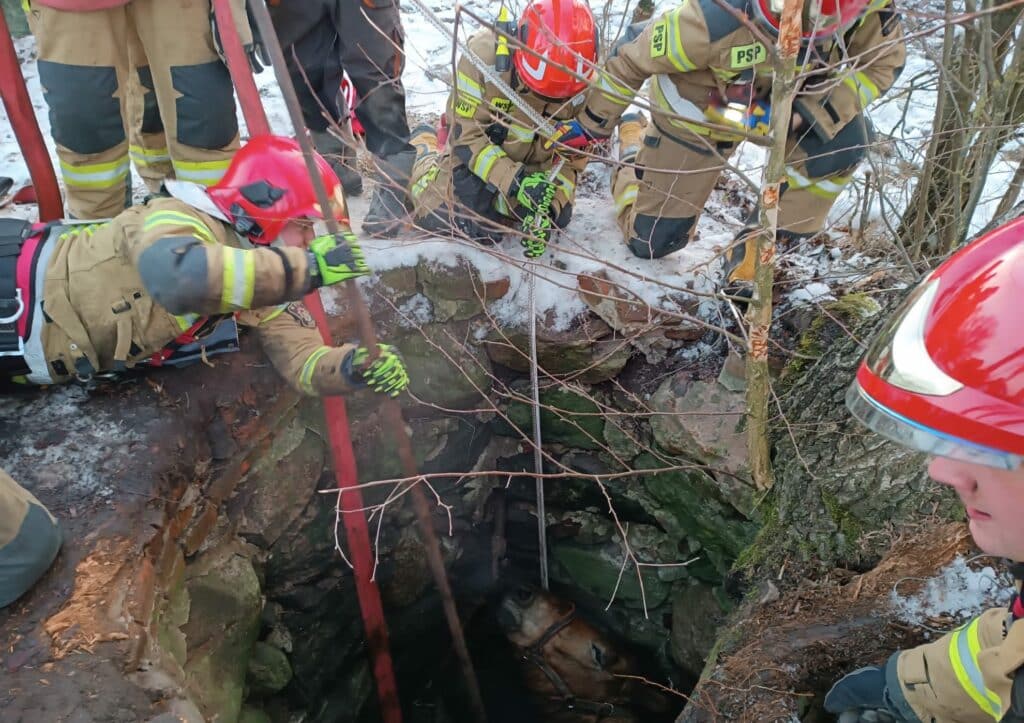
[590,642,619,670]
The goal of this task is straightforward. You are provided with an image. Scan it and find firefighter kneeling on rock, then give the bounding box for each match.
[407,0,599,258]
[0,137,410,605]
[825,217,1024,723]
[561,0,905,295]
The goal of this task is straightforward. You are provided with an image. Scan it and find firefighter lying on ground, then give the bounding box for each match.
[0,134,409,398]
[406,0,598,258]
[554,0,905,296]
[824,216,1024,723]
[0,136,408,609]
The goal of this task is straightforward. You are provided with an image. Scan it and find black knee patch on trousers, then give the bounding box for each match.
[136,66,164,135]
[628,214,695,259]
[798,114,871,179]
[170,61,238,150]
[38,61,124,154]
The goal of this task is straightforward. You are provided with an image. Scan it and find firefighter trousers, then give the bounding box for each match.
[612,116,868,261]
[269,0,412,160]
[26,1,240,219]
[0,467,61,609]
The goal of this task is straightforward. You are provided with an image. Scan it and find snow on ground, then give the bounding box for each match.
[891,556,1016,628]
[2,2,1017,331]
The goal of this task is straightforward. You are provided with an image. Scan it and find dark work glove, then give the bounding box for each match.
[211,0,270,73]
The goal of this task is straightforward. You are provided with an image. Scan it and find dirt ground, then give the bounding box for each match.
[678,522,977,722]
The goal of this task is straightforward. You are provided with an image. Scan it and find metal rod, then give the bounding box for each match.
[248,3,487,721]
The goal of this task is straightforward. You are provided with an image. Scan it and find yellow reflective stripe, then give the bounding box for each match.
[843,71,880,108]
[471,145,507,182]
[143,210,217,245]
[59,157,130,188]
[171,158,231,185]
[555,173,575,197]
[258,304,289,325]
[220,247,256,312]
[666,6,698,72]
[494,193,511,216]
[456,71,484,101]
[596,72,633,106]
[299,345,332,395]
[174,313,201,332]
[129,144,171,166]
[948,619,1003,720]
[507,124,535,143]
[615,183,638,214]
[785,167,851,199]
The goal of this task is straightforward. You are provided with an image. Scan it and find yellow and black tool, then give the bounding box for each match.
[495,5,516,73]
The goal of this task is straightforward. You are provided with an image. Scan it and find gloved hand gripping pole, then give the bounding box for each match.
[245,2,489,721]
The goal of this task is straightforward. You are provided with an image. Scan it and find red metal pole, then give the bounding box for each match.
[211,0,271,137]
[0,10,62,221]
[213,3,403,720]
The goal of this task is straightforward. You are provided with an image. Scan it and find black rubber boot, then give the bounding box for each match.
[362,148,416,238]
[312,130,363,197]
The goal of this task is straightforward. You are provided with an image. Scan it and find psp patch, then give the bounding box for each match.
[651,21,667,58]
[730,42,767,69]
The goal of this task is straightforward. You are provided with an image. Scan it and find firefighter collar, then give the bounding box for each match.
[164,180,231,224]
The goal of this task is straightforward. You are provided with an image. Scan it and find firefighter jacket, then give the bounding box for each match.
[412,30,588,225]
[28,1,130,9]
[895,566,1024,722]
[579,0,906,145]
[28,198,358,396]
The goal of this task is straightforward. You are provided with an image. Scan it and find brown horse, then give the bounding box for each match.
[497,587,672,723]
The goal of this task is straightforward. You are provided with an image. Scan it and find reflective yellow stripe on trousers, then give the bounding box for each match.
[172,158,231,186]
[59,157,130,189]
[948,618,1003,720]
[129,144,171,168]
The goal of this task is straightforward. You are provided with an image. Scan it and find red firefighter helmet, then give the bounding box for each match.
[752,0,870,40]
[846,216,1024,470]
[208,135,346,244]
[515,0,598,100]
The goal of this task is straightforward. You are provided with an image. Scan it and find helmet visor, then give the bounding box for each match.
[846,382,1023,470]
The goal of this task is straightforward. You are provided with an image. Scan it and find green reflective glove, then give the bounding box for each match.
[520,215,552,258]
[308,231,370,288]
[513,170,557,215]
[342,344,410,397]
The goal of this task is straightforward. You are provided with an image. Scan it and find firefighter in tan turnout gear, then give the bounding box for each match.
[407,0,598,257]
[568,0,905,292]
[824,217,1024,723]
[0,136,407,610]
[22,0,262,219]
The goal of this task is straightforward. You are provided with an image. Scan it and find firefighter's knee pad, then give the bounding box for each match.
[137,236,210,315]
[170,62,239,149]
[37,61,125,154]
[798,115,871,179]
[627,214,695,259]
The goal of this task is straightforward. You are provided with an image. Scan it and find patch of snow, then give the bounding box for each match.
[789,282,836,305]
[0,387,144,500]
[397,292,434,328]
[891,556,1015,627]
